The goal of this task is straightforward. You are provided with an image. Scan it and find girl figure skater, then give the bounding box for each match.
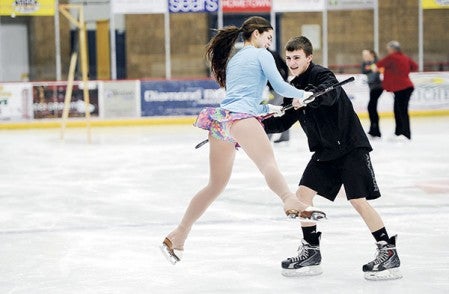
[161,16,326,265]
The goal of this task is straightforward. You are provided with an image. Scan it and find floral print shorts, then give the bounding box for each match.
[194,107,262,145]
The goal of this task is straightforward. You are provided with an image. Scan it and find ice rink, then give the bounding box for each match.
[1,116,448,294]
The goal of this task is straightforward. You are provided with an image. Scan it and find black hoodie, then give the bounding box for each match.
[264,62,372,161]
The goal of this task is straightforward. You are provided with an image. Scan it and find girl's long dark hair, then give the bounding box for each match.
[205,16,273,87]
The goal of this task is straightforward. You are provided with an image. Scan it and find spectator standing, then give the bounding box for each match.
[375,41,418,141]
[361,49,383,138]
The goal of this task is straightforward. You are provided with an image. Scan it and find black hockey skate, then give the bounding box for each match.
[281,233,323,277]
[363,235,402,280]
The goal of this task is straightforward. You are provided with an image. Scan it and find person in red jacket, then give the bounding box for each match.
[375,41,418,140]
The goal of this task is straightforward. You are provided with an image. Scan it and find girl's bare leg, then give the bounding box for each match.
[166,135,236,250]
[230,118,309,213]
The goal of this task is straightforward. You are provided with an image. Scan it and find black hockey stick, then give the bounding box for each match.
[194,76,355,149]
[280,76,355,112]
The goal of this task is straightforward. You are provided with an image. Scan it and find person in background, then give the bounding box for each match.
[375,41,418,141]
[264,36,402,280]
[160,17,325,266]
[361,49,383,138]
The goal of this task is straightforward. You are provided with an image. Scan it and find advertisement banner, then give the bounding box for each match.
[140,79,223,116]
[336,74,392,114]
[33,82,99,119]
[168,0,219,13]
[0,83,33,120]
[326,0,375,10]
[100,80,140,119]
[0,0,55,16]
[408,72,449,110]
[338,73,449,114]
[111,0,167,14]
[222,0,271,13]
[422,0,449,9]
[273,0,324,12]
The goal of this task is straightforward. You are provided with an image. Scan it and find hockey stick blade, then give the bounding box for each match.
[195,139,209,149]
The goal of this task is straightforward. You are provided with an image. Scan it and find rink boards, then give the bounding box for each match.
[0,72,448,129]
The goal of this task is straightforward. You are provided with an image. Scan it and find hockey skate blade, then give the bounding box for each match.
[364,268,402,281]
[159,242,182,265]
[281,265,323,277]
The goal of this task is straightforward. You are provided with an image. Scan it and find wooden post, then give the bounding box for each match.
[59,4,91,143]
[60,51,77,140]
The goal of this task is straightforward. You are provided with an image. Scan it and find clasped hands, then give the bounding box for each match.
[267,89,315,117]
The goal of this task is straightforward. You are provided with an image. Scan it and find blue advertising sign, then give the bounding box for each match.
[141,79,223,116]
[168,0,219,13]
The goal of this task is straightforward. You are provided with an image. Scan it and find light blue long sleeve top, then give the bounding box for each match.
[220,46,306,115]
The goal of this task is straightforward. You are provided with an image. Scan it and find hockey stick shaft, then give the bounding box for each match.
[280,76,355,112]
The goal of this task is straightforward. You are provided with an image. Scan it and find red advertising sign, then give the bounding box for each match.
[222,0,271,13]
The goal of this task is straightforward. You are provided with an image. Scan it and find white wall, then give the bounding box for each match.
[69,0,124,31]
[0,21,29,82]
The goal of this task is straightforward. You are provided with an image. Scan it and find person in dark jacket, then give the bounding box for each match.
[264,36,402,280]
[267,49,291,143]
[375,40,418,140]
[361,49,383,138]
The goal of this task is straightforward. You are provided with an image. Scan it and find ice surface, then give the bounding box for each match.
[0,116,448,294]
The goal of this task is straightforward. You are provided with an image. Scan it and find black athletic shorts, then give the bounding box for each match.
[299,148,381,201]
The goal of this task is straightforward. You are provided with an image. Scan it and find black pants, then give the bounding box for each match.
[393,87,414,139]
[367,87,384,137]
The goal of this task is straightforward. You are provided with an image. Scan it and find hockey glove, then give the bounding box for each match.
[302,88,316,104]
[267,104,285,117]
[292,91,314,110]
[304,84,325,107]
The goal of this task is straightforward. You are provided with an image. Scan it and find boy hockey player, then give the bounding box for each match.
[264,36,401,280]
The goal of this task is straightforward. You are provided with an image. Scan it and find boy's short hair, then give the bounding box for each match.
[285,36,313,56]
